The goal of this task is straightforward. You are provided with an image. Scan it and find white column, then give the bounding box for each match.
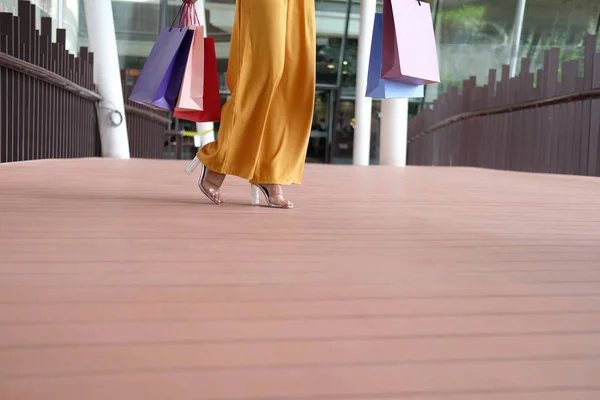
[379,98,408,166]
[508,0,527,77]
[56,0,63,28]
[194,0,215,147]
[352,0,376,166]
[83,0,130,158]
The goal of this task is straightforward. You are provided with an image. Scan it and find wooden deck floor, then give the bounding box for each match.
[1,158,600,399]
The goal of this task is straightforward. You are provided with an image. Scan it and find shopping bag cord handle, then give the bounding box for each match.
[168,2,200,30]
[169,3,186,30]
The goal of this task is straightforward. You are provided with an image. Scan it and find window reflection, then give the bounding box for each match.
[67,0,600,163]
[431,0,600,102]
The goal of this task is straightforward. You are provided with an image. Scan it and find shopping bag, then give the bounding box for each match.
[161,29,194,110]
[173,37,221,122]
[366,13,424,98]
[175,25,205,111]
[128,26,193,111]
[381,0,440,85]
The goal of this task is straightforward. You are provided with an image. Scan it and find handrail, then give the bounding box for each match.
[124,105,171,125]
[408,87,600,144]
[1,52,170,126]
[0,52,101,101]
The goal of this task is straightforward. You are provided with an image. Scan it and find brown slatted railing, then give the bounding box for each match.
[408,35,600,177]
[1,1,171,163]
[0,1,100,163]
[122,71,171,159]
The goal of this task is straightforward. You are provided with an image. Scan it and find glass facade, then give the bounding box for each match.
[69,0,600,161]
[431,0,600,102]
[1,0,57,40]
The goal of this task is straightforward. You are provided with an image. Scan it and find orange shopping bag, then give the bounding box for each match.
[173,37,221,123]
[175,25,204,111]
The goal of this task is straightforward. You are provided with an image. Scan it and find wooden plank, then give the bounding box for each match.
[74,56,81,157]
[0,13,13,163]
[32,31,39,159]
[511,65,522,171]
[555,60,570,174]
[0,34,4,163]
[11,15,20,162]
[50,42,58,158]
[40,17,51,160]
[588,53,600,176]
[500,65,510,170]
[0,14,8,163]
[27,3,35,160]
[580,35,596,175]
[544,48,560,173]
[486,69,498,169]
[79,47,90,156]
[68,54,74,157]
[524,72,535,172]
[518,58,531,172]
[17,1,30,161]
[55,28,65,158]
[563,60,578,175]
[573,75,585,176]
[532,68,544,172]
[1,160,600,399]
[590,52,600,177]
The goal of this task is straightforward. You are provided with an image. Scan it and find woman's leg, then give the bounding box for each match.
[253,0,316,207]
[252,0,316,185]
[196,0,288,181]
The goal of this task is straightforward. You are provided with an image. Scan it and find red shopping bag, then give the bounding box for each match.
[175,25,205,111]
[381,0,440,85]
[173,37,221,122]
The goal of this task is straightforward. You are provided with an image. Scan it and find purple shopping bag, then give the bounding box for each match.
[381,0,440,85]
[366,13,424,99]
[129,26,193,111]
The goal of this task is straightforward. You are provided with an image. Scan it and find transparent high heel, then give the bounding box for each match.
[186,156,222,205]
[185,156,200,175]
[250,184,294,209]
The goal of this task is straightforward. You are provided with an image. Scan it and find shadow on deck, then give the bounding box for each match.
[1,158,600,399]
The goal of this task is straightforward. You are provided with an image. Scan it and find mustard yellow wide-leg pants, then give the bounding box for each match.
[196,0,316,185]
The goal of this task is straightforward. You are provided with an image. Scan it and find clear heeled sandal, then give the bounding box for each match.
[251,184,294,209]
[185,156,200,175]
[186,156,222,205]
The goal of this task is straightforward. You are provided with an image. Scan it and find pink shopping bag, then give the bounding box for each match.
[175,5,204,111]
[174,22,204,112]
[173,37,221,123]
[366,13,424,98]
[381,0,440,85]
